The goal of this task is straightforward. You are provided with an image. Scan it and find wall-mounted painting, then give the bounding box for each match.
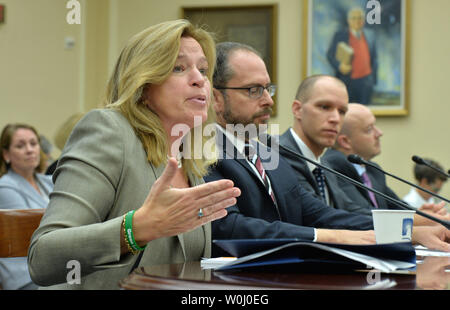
[303,0,409,116]
[182,5,278,115]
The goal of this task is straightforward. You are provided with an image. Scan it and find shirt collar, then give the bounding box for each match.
[289,128,325,172]
[216,123,248,156]
[353,163,366,176]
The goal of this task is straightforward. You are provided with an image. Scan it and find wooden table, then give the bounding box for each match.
[120,256,450,290]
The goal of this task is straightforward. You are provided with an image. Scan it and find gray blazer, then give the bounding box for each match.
[28,109,211,289]
[0,170,52,290]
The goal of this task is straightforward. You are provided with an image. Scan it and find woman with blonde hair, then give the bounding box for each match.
[0,123,53,290]
[28,19,240,289]
[45,112,85,175]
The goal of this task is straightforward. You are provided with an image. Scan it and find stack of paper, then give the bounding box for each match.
[415,245,450,257]
[206,239,416,274]
[201,257,237,270]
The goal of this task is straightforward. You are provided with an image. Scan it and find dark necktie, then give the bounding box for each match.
[312,167,327,202]
[361,171,378,208]
[244,144,276,203]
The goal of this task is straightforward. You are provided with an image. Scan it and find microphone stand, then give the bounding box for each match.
[260,134,450,230]
[348,155,450,204]
[412,155,450,179]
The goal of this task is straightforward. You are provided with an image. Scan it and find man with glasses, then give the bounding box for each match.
[206,41,376,246]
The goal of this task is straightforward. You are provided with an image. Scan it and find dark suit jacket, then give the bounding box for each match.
[324,148,401,215]
[279,129,370,213]
[204,130,373,245]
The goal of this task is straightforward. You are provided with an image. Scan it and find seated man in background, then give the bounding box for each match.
[207,42,374,245]
[324,103,449,225]
[403,158,447,209]
[279,75,373,214]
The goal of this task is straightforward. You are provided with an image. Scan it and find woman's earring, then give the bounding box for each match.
[5,159,10,164]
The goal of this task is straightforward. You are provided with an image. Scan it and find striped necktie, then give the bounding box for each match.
[244,144,276,203]
[312,167,327,202]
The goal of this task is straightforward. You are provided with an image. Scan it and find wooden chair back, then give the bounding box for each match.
[0,209,44,257]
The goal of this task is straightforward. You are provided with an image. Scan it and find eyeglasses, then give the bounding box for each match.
[215,84,276,99]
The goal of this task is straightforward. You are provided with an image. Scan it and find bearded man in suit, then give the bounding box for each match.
[206,42,375,246]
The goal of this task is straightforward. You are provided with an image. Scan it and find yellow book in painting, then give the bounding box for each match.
[336,41,354,65]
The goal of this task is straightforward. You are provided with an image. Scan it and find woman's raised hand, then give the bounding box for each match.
[132,158,240,245]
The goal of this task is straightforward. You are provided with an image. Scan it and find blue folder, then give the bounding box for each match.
[213,239,416,273]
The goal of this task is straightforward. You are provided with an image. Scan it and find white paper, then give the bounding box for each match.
[201,257,237,269]
[415,245,450,257]
[206,242,416,273]
[304,243,415,273]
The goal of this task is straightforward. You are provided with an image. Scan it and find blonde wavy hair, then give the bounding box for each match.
[105,19,217,177]
[54,112,85,151]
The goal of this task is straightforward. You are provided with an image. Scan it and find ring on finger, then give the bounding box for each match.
[198,208,204,218]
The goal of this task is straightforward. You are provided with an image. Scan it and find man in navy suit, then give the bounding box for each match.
[279,75,374,215]
[205,42,450,252]
[327,7,378,106]
[324,103,398,213]
[206,42,377,245]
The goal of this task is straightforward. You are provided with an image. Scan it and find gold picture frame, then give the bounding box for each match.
[303,0,410,116]
[182,5,278,115]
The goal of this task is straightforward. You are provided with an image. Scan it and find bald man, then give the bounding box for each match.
[323,103,394,214]
[324,104,449,224]
[279,75,373,213]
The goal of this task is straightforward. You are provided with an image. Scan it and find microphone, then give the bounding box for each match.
[348,154,450,204]
[412,155,450,178]
[258,134,450,229]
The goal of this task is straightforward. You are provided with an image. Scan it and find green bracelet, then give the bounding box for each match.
[124,210,146,252]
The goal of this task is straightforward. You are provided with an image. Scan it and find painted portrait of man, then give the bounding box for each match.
[306,0,406,113]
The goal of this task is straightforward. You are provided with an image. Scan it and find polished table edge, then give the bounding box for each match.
[119,262,426,290]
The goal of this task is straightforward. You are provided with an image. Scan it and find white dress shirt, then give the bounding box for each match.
[289,128,331,206]
[216,124,272,188]
[403,188,436,209]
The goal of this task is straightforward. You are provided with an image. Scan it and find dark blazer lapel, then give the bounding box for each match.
[217,129,280,216]
[216,129,263,184]
[354,168,376,206]
[334,157,374,204]
[366,166,387,208]
[319,158,336,205]
[279,130,320,193]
